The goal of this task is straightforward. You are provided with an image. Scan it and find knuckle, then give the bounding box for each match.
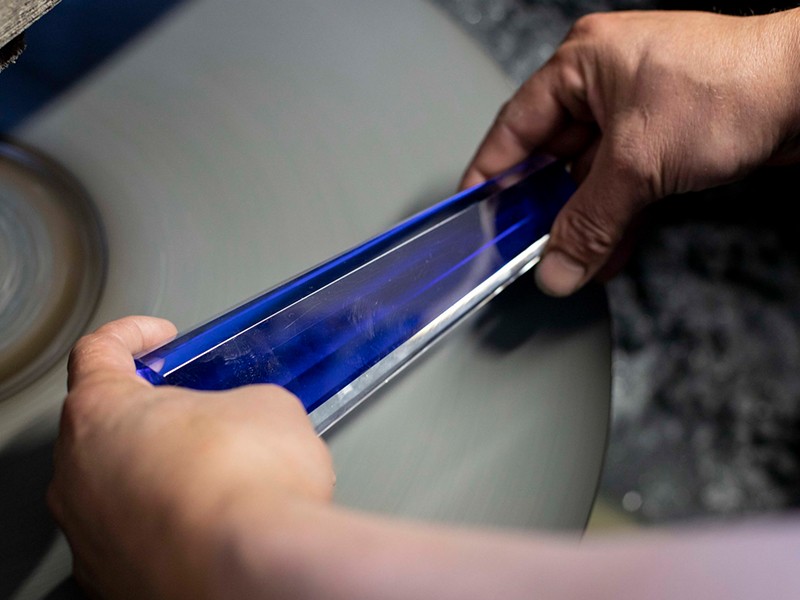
[551,52,586,99]
[67,335,95,371]
[494,100,517,129]
[567,12,615,41]
[493,99,537,150]
[67,334,110,383]
[607,128,662,201]
[553,207,617,263]
[612,143,648,179]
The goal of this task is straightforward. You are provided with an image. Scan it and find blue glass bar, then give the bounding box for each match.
[135,157,574,433]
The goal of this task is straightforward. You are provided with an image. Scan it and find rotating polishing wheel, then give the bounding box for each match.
[0,138,106,402]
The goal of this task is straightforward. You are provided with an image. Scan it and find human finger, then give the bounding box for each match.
[592,210,650,283]
[67,316,177,391]
[535,139,649,296]
[460,65,571,189]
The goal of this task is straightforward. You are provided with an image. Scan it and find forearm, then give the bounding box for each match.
[760,7,800,164]
[207,496,582,600]
[199,494,800,600]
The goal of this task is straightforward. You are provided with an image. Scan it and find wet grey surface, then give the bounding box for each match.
[432,0,800,524]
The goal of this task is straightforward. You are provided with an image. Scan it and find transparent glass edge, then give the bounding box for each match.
[133,157,558,373]
[310,234,550,435]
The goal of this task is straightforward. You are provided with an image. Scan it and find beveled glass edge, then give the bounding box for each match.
[134,156,556,376]
[310,234,550,435]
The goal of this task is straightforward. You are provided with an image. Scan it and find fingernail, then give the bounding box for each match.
[535,250,587,297]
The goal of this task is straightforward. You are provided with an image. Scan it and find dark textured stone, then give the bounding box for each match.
[431,0,800,525]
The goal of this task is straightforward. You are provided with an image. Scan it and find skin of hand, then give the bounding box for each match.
[462,8,800,296]
[47,316,335,599]
[50,317,800,600]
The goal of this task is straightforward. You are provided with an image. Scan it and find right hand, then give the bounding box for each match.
[462,9,800,296]
[48,316,335,599]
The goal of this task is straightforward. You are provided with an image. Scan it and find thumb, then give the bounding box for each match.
[535,147,648,296]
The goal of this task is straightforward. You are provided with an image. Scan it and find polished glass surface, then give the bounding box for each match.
[135,157,574,429]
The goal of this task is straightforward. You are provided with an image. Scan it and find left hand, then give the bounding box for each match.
[48,316,335,599]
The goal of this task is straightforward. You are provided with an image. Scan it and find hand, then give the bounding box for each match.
[46,324,800,600]
[462,9,800,296]
[48,316,334,599]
